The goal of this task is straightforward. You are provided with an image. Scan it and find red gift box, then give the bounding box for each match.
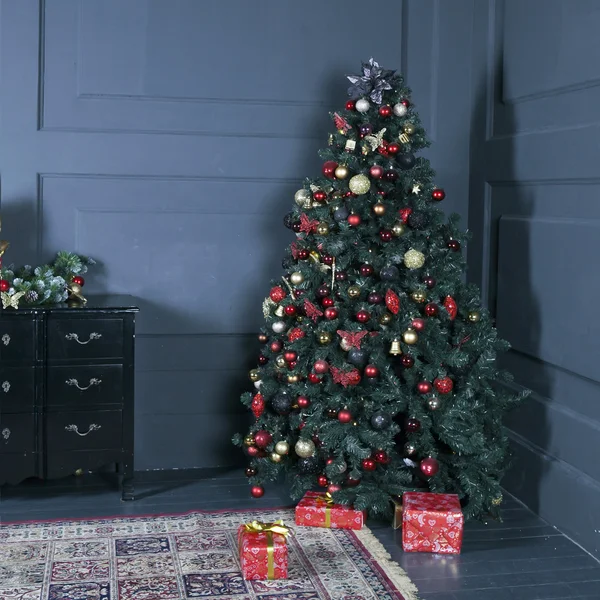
[237,520,289,580]
[295,491,364,530]
[402,492,464,554]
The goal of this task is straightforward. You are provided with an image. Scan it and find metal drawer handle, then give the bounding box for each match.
[66,378,102,391]
[2,333,10,346]
[2,428,10,442]
[2,381,10,393]
[65,332,102,345]
[65,424,101,436]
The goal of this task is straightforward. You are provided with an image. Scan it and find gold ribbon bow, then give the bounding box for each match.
[314,492,335,528]
[243,520,291,579]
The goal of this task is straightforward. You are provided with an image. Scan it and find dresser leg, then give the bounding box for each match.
[120,461,134,501]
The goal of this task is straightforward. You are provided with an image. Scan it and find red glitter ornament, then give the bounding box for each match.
[336,330,369,349]
[399,207,412,223]
[270,286,286,303]
[444,296,458,320]
[385,289,400,314]
[338,409,352,423]
[327,484,342,494]
[287,328,305,342]
[251,485,265,498]
[330,366,361,387]
[370,165,384,178]
[304,299,324,322]
[299,213,319,234]
[251,393,265,418]
[434,376,454,394]
[246,446,260,457]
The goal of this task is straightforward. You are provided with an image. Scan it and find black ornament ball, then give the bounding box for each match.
[271,391,293,415]
[347,348,368,368]
[283,212,294,229]
[397,153,416,170]
[371,411,392,430]
[408,211,429,230]
[380,265,400,281]
[333,205,350,222]
[297,456,321,474]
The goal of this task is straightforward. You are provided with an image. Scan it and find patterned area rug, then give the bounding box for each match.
[0,508,419,600]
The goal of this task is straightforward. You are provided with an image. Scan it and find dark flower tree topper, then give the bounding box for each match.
[233,59,528,520]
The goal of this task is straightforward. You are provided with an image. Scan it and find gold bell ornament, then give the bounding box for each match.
[389,339,402,355]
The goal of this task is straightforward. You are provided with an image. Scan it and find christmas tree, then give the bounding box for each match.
[233,59,528,521]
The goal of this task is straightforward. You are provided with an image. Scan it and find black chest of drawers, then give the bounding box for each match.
[0,295,138,500]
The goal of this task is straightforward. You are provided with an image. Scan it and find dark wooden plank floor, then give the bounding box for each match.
[1,469,599,599]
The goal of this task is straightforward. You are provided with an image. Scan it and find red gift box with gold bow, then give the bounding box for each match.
[237,520,290,580]
[402,492,464,554]
[295,491,364,530]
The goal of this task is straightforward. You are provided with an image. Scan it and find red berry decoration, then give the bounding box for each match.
[72,276,85,286]
[387,142,400,154]
[317,474,329,487]
[270,340,283,352]
[379,229,392,242]
[374,450,389,464]
[338,409,353,423]
[411,318,426,331]
[324,307,338,320]
[364,364,379,378]
[432,188,446,201]
[424,303,439,317]
[322,161,338,178]
[254,430,273,449]
[360,264,374,276]
[297,395,311,408]
[345,100,356,111]
[284,305,297,316]
[314,359,329,374]
[251,485,265,498]
[420,457,439,477]
[347,214,361,227]
[423,276,436,288]
[417,381,432,394]
[321,297,334,308]
[356,309,370,323]
[308,373,322,384]
[284,351,297,363]
[401,355,415,368]
[313,190,327,202]
[447,239,461,251]
[370,165,384,178]
[362,458,377,471]
[434,377,454,394]
[0,279,11,292]
[270,286,286,303]
[379,105,392,117]
[406,418,421,432]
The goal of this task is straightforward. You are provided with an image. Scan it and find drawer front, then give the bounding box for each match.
[47,365,123,409]
[0,367,36,412]
[47,410,122,452]
[0,413,35,454]
[48,318,124,360]
[0,318,35,363]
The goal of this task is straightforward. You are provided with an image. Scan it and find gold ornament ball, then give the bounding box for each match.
[334,165,349,179]
[275,441,290,455]
[468,311,481,323]
[403,123,416,135]
[295,438,316,458]
[348,174,371,195]
[402,328,419,345]
[290,272,304,285]
[372,202,386,216]
[379,312,393,325]
[347,285,361,299]
[411,290,427,303]
[275,355,287,368]
[294,188,311,207]
[392,222,406,237]
[287,374,300,383]
[244,434,255,447]
[270,452,283,463]
[309,250,320,262]
[316,222,330,236]
[318,331,332,345]
[249,369,260,382]
[403,249,426,269]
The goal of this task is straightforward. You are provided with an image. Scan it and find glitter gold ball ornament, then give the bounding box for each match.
[294,189,312,208]
[334,165,349,179]
[347,285,361,299]
[275,355,286,368]
[275,441,290,455]
[272,321,286,334]
[249,369,260,382]
[402,328,418,345]
[287,374,300,383]
[411,290,427,303]
[393,102,408,117]
[468,310,481,323]
[355,98,371,113]
[270,452,283,463]
[318,331,332,345]
[379,312,393,325]
[403,249,426,269]
[392,222,406,237]
[290,272,304,285]
[349,174,371,195]
[244,434,255,447]
[316,222,329,236]
[403,123,416,135]
[372,202,386,216]
[295,438,316,458]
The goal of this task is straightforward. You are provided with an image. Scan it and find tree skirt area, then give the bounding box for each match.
[0,507,419,600]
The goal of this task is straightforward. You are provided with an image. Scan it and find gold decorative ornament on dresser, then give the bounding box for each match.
[0,295,139,500]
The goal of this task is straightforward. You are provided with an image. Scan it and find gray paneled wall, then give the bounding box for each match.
[469,0,600,558]
[0,0,474,470]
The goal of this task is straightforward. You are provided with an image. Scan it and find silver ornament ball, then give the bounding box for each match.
[272,320,286,334]
[295,438,316,458]
[393,103,408,117]
[290,272,304,285]
[355,98,371,113]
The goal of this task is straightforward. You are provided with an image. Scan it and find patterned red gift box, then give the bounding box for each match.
[402,492,464,554]
[295,491,365,530]
[237,520,289,580]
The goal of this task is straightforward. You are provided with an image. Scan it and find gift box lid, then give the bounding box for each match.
[403,492,462,515]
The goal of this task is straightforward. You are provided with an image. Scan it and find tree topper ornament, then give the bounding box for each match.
[347,58,396,105]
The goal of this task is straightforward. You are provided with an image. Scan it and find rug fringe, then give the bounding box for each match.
[355,525,420,600]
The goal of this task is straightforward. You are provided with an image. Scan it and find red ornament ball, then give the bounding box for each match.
[313,190,327,202]
[417,381,432,395]
[284,351,297,363]
[347,214,361,227]
[385,169,398,181]
[401,98,411,108]
[314,359,329,374]
[317,474,329,487]
[362,458,377,471]
[346,476,361,487]
[356,309,370,323]
[424,303,439,317]
[254,430,273,449]
[270,340,283,353]
[379,229,393,242]
[327,484,342,494]
[292,222,302,233]
[251,485,265,498]
[364,364,379,378]
[316,284,330,298]
[360,264,374,276]
[321,296,334,308]
[326,457,335,465]
[0,279,10,292]
[297,395,311,408]
[374,450,389,464]
[370,165,384,178]
[345,100,356,111]
[447,239,461,251]
[270,286,286,303]
[246,446,260,457]
[297,249,309,261]
[324,307,339,320]
[420,457,439,477]
[434,376,454,394]
[401,355,415,368]
[72,275,85,286]
[379,105,392,117]
[338,409,353,423]
[432,188,446,201]
[284,305,297,316]
[387,142,400,155]
[322,161,338,178]
[423,276,436,288]
[308,373,322,384]
[411,318,426,331]
[367,292,383,304]
[258,355,268,366]
[406,417,421,432]
[322,254,334,266]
